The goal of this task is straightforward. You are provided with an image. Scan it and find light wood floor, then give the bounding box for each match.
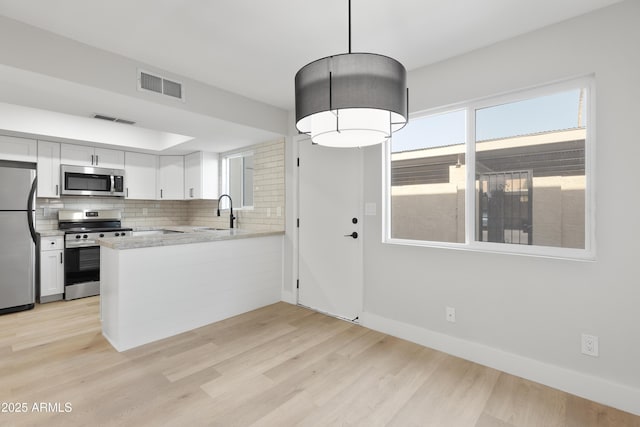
[0,297,638,426]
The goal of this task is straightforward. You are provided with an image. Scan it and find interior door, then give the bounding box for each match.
[298,139,363,320]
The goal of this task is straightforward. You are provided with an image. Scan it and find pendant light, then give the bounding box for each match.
[294,0,408,148]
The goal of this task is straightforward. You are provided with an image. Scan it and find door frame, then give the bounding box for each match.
[294,136,365,320]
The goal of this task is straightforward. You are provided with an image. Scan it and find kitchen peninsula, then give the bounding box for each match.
[99,228,284,351]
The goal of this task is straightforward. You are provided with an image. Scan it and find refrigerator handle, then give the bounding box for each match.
[27,176,38,244]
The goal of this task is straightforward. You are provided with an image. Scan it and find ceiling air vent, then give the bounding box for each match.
[138,70,185,101]
[93,114,136,125]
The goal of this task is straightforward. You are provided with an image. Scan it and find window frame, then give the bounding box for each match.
[221,150,255,210]
[383,76,596,260]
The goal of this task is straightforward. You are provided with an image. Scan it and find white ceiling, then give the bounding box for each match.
[0,0,623,152]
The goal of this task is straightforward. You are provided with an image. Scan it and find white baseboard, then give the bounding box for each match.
[360,311,640,416]
[281,290,296,305]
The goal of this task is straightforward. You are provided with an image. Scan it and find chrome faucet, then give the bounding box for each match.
[217,194,236,228]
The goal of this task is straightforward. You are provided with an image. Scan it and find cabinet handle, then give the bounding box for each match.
[190,188,194,198]
[160,189,163,199]
[96,155,99,165]
[60,252,63,264]
[55,184,59,196]
[91,154,94,165]
[126,188,129,198]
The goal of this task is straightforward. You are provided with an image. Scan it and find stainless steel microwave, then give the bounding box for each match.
[60,165,125,197]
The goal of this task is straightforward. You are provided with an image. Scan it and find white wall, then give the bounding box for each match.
[282,111,299,304]
[0,15,287,136]
[360,0,640,415]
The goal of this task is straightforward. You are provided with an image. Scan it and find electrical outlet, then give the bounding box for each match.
[446,307,456,323]
[581,334,599,357]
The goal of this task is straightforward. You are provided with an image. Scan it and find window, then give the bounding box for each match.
[222,152,254,209]
[386,78,593,259]
[389,109,466,243]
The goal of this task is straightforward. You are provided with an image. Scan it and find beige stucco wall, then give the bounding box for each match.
[391,165,585,248]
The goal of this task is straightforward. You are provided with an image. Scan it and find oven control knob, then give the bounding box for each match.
[75,235,81,239]
[99,234,104,238]
[120,234,126,237]
[83,235,88,239]
[115,232,120,237]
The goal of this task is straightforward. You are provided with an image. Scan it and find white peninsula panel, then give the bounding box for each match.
[101,234,283,351]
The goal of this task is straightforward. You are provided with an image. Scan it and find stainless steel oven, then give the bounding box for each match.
[61,165,125,197]
[59,210,131,300]
[64,239,101,300]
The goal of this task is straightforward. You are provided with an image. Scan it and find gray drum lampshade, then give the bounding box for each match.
[295,52,408,148]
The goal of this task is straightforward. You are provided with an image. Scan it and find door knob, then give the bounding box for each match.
[344,232,358,239]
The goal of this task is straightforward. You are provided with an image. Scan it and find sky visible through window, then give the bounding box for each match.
[391,89,585,153]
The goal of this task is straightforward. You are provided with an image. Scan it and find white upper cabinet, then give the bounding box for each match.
[124,152,157,200]
[37,140,61,198]
[0,135,37,162]
[61,143,125,169]
[60,144,93,167]
[184,152,219,200]
[95,148,125,169]
[157,155,184,200]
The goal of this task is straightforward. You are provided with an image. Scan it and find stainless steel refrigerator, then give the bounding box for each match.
[0,160,37,315]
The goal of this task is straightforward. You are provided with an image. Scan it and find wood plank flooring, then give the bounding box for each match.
[0,297,638,426]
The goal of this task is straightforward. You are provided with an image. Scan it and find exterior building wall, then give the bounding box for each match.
[532,175,585,249]
[391,184,464,243]
[391,165,585,248]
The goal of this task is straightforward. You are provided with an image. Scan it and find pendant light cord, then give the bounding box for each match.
[348,0,351,53]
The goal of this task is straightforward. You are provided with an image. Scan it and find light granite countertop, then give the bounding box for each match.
[98,226,284,250]
[37,230,65,237]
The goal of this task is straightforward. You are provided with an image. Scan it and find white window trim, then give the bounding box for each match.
[383,76,596,261]
[221,150,255,210]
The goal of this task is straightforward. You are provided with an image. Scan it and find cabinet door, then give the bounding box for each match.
[37,140,61,198]
[184,152,201,199]
[0,135,37,162]
[95,147,125,169]
[125,152,157,200]
[184,152,219,200]
[157,156,184,200]
[61,143,95,166]
[40,250,64,297]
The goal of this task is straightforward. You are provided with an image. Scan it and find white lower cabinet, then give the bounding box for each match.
[39,236,64,303]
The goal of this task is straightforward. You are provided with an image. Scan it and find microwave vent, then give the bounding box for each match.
[138,70,184,100]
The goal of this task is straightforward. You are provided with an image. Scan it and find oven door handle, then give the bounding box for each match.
[65,241,98,248]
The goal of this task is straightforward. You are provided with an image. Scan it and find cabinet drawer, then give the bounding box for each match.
[41,236,63,251]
